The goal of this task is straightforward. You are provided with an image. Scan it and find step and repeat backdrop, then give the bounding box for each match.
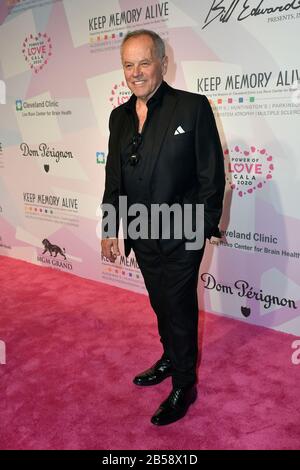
[0,0,299,334]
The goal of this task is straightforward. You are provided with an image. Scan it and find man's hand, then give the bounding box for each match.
[209,236,221,246]
[101,238,120,263]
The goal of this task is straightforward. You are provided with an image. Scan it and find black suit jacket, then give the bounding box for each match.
[102,82,225,257]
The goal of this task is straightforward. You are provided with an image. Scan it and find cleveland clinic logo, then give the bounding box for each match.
[96,152,106,164]
[16,99,23,111]
[22,33,52,74]
[110,81,131,108]
[224,145,274,197]
[16,98,59,111]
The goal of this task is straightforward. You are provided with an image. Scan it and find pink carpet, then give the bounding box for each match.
[0,255,299,450]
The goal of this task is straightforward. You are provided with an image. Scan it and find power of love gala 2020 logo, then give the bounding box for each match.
[22,33,52,74]
[224,145,274,197]
[110,81,131,108]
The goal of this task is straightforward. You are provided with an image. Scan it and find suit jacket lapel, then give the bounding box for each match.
[115,106,134,177]
[149,88,178,184]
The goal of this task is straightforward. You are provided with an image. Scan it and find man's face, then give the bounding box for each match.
[121,34,168,102]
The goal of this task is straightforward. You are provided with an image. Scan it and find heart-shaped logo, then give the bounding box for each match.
[234,164,244,173]
[22,33,52,74]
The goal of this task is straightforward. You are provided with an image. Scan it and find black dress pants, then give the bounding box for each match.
[132,238,205,388]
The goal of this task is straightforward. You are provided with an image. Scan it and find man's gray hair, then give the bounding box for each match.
[121,29,165,60]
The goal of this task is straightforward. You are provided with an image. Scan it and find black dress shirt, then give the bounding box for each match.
[121,81,167,208]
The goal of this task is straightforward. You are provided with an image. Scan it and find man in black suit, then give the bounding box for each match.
[101,29,225,426]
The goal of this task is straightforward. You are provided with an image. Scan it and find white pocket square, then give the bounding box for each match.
[174,125,185,135]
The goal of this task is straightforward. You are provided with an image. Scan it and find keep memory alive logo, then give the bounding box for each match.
[224,145,274,197]
[22,33,52,73]
[89,3,169,31]
[88,3,169,49]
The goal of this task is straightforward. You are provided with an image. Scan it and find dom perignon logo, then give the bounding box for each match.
[20,142,74,173]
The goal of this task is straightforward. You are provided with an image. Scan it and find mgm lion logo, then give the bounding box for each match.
[42,239,66,260]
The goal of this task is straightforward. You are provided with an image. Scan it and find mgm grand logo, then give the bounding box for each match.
[37,238,72,270]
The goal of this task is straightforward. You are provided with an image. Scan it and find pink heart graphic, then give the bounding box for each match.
[267,156,272,161]
[244,151,249,156]
[234,164,244,173]
[266,174,272,179]
[269,164,274,170]
[251,146,256,153]
[22,33,52,73]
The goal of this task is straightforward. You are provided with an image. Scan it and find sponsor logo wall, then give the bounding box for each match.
[0,0,299,334]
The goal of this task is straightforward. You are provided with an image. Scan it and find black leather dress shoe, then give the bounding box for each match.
[151,384,197,426]
[133,358,173,386]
